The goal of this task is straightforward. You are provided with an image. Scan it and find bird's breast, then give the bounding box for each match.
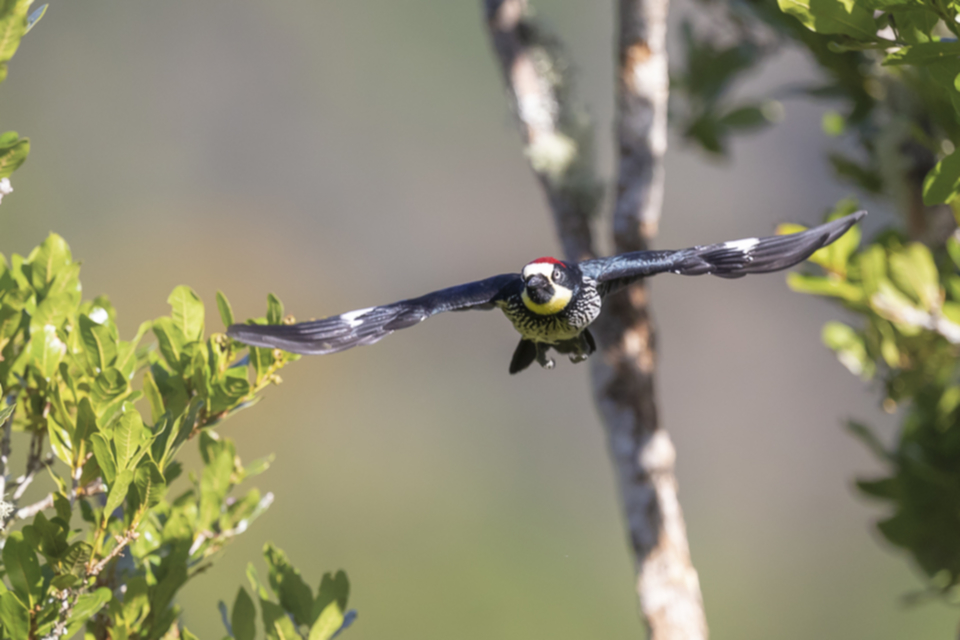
[498,281,601,343]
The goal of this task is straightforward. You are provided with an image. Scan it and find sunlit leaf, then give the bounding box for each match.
[168,285,205,342]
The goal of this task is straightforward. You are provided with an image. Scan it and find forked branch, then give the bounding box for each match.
[483,1,708,638]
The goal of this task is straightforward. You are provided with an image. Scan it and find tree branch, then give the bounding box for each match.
[484,1,708,638]
[14,479,106,522]
[483,0,602,262]
[590,3,708,640]
[87,529,139,577]
[0,409,12,498]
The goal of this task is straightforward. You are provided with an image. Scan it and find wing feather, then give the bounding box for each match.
[579,211,866,297]
[227,273,520,355]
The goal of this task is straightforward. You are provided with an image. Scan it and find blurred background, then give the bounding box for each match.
[1,0,954,637]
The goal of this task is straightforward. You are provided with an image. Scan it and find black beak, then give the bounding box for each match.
[525,273,549,289]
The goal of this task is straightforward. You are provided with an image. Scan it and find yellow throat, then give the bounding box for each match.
[521,285,572,315]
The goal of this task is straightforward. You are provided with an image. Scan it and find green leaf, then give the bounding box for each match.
[264,543,313,627]
[856,477,898,499]
[91,367,131,421]
[266,294,283,325]
[778,0,878,40]
[0,133,28,178]
[3,532,42,608]
[90,432,117,485]
[114,409,147,471]
[210,367,251,414]
[888,243,939,310]
[75,397,99,450]
[59,541,91,576]
[216,291,235,328]
[923,151,960,205]
[50,574,79,590]
[104,468,134,519]
[152,317,186,373]
[28,322,64,380]
[0,592,29,640]
[199,443,234,530]
[846,420,891,462]
[168,285,205,342]
[0,404,12,428]
[0,0,31,63]
[858,244,887,297]
[315,570,349,617]
[261,599,299,640]
[27,232,71,294]
[143,370,165,424]
[65,588,112,638]
[134,460,166,510]
[892,8,937,44]
[717,105,767,130]
[79,313,118,373]
[884,41,960,66]
[29,292,75,337]
[246,563,271,600]
[120,576,149,628]
[822,321,872,378]
[231,587,257,640]
[786,272,864,302]
[308,601,344,640]
[53,492,70,525]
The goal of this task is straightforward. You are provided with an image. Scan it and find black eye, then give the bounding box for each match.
[552,267,562,282]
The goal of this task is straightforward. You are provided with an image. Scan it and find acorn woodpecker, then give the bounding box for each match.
[228,211,865,374]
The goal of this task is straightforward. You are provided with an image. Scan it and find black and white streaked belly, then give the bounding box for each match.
[498,279,602,343]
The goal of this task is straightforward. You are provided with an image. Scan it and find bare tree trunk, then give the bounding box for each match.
[483,1,708,638]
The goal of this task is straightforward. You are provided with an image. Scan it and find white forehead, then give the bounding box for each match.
[522,262,556,279]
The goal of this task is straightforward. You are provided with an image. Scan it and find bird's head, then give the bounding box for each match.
[521,257,576,315]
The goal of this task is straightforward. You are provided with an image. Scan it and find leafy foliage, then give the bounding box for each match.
[0,233,353,639]
[0,0,42,183]
[676,0,959,210]
[674,0,960,609]
[220,544,356,640]
[788,202,960,599]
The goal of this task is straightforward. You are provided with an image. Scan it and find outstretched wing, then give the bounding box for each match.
[227,273,520,355]
[579,211,866,297]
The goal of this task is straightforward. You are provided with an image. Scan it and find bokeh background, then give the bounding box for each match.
[1,1,954,637]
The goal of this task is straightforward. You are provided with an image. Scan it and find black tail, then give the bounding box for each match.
[509,339,537,374]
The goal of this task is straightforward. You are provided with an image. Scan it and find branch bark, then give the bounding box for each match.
[483,0,602,262]
[484,1,708,638]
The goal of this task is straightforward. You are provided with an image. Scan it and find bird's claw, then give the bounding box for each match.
[569,353,589,363]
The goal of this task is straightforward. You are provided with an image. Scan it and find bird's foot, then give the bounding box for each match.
[538,356,556,369]
[569,353,589,364]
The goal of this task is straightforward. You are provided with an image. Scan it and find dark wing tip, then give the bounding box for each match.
[227,304,427,356]
[684,210,867,279]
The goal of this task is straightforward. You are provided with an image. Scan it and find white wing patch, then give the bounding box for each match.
[341,307,374,328]
[724,237,759,254]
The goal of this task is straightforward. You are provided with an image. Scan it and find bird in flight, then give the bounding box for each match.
[229,212,865,374]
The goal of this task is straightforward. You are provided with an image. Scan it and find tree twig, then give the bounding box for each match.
[11,429,50,501]
[14,479,106,521]
[87,530,139,577]
[484,1,708,637]
[587,2,708,639]
[46,588,80,640]
[0,408,12,498]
